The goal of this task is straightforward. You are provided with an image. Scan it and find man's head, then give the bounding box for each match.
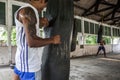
[27,0,47,12]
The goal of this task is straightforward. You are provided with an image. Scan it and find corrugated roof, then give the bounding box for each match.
[74,0,120,27]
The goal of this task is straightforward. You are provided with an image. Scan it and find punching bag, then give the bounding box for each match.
[97,25,103,43]
[41,0,74,80]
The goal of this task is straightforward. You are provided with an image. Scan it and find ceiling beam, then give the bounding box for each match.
[103,16,120,21]
[94,0,101,12]
[111,0,120,19]
[110,19,119,25]
[101,1,115,7]
[85,6,113,16]
[99,10,113,21]
[74,4,87,11]
[82,0,97,16]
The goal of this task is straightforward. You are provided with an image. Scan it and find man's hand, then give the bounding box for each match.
[52,35,61,44]
[40,17,49,27]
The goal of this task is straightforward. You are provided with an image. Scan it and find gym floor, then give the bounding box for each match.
[0,53,120,80]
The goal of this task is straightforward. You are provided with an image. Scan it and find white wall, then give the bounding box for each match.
[112,38,120,53]
[0,46,16,65]
[0,47,9,65]
[0,44,118,65]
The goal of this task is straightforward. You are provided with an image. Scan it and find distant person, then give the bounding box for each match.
[13,0,61,80]
[96,40,106,57]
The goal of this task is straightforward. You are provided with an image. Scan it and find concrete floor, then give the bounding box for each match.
[70,53,120,80]
[0,53,120,80]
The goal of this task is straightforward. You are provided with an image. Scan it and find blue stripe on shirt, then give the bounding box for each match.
[20,27,23,71]
[26,43,29,72]
[22,33,25,72]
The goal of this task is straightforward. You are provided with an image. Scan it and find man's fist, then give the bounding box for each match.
[52,35,61,44]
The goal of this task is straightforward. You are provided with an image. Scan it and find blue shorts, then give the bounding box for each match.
[98,46,105,52]
[14,67,41,80]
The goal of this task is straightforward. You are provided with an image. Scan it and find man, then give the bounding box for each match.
[13,0,61,80]
[96,40,106,57]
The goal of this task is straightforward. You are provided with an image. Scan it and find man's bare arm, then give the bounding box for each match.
[18,7,60,47]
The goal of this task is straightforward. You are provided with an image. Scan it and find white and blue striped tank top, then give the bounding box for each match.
[15,4,43,72]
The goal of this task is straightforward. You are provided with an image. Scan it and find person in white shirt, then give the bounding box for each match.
[13,0,61,80]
